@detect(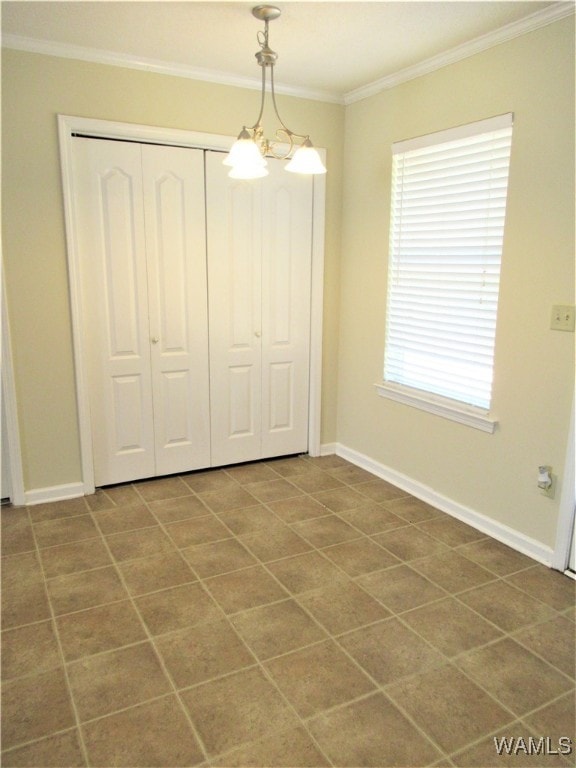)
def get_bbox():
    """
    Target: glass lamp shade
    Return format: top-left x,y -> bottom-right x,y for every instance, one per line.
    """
224,129 -> 267,170
285,139 -> 327,175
